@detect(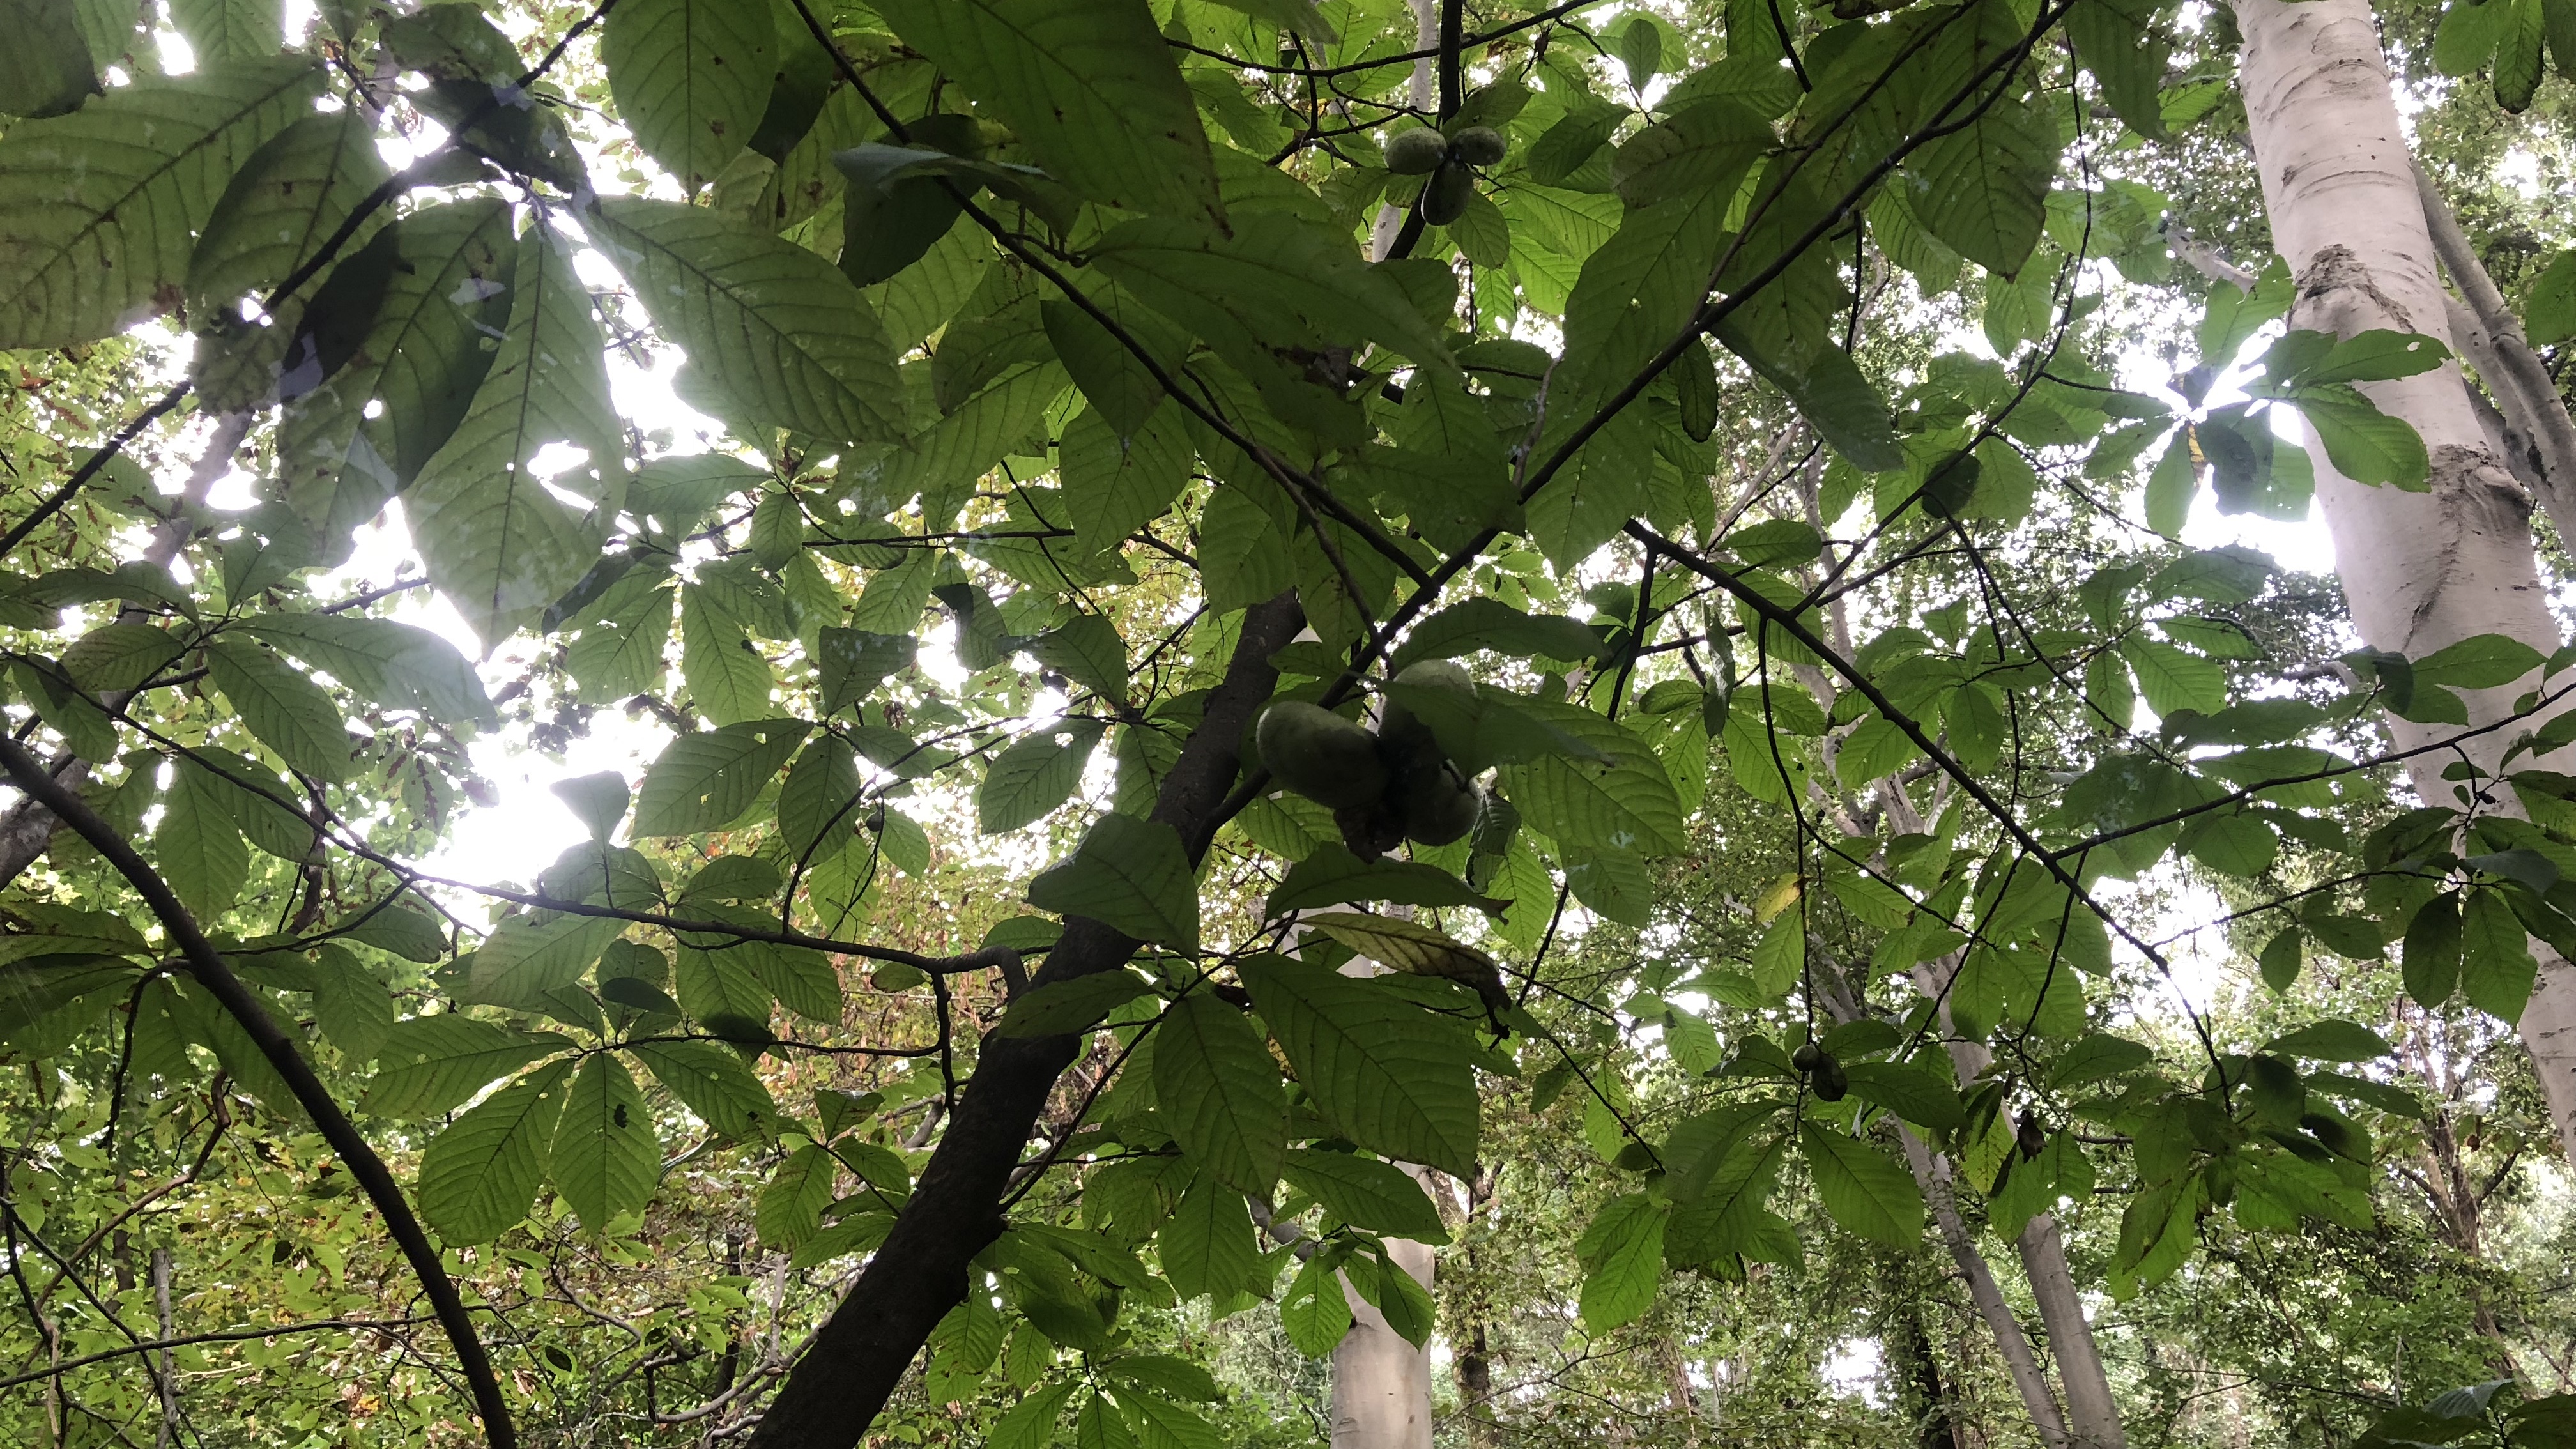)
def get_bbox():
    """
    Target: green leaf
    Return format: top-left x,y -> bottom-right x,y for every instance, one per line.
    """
758,1142 -> 838,1249
0,0 -> 108,119
1278,1149 -> 1446,1241
991,1382 -> 1082,1449
1389,597 -> 1605,672
1027,614 -> 1130,708
202,638 -> 349,781
1903,96 -> 2056,277
2402,892 -> 2464,1008
2259,1018 -> 2394,1062
239,612 -> 496,728
2046,1031 -> 2156,1090
778,735 -> 861,862
170,0 -> 277,64
0,59 -> 323,347
1264,845 -> 1506,919
1089,213 -> 1459,385
2526,249 -> 2576,346
1840,1061 -> 1965,1132
2143,427 -> 2194,539
469,914 -> 622,1004
551,1054 -> 659,1231
2460,887 -> 2538,1023
275,199 -> 518,540
1025,813 -> 1199,951
1061,404 -> 1192,560
61,620 -> 180,694
978,719 -> 1107,833
634,719 -> 811,836
362,1016 -> 569,1119
589,195 -> 906,444
1160,1169 -> 1264,1301
816,627 -> 919,715
871,0 -> 1222,227
409,221 -> 624,645
1153,992 -> 1287,1197
679,586 -> 776,725
418,1059 -> 572,1244
1239,953 -> 1478,1177
155,756 -> 249,924
2258,929 -> 2304,993
1494,700 -> 1686,855
627,1038 -> 779,1138
2120,636 -> 2227,717
1575,1192 -> 1668,1331
994,970 -> 1157,1038
1799,1121 -> 1923,1248
2412,632 -> 2545,689
1278,1251 -> 1353,1356
2295,387 -> 2429,488
601,0 -> 775,189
